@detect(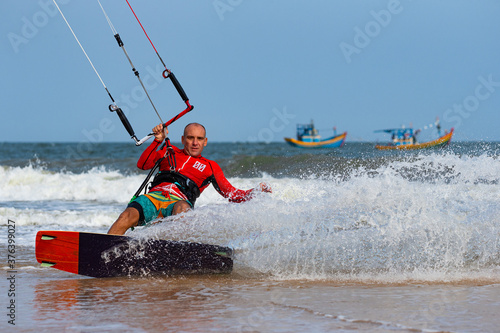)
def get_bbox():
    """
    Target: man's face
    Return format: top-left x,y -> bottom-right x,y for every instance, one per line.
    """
182,124 -> 207,157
